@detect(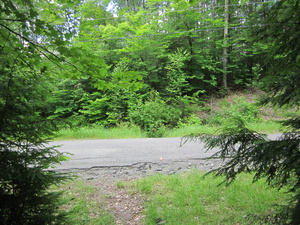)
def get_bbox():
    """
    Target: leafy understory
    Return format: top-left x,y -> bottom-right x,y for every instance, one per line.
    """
55,92 -> 291,140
